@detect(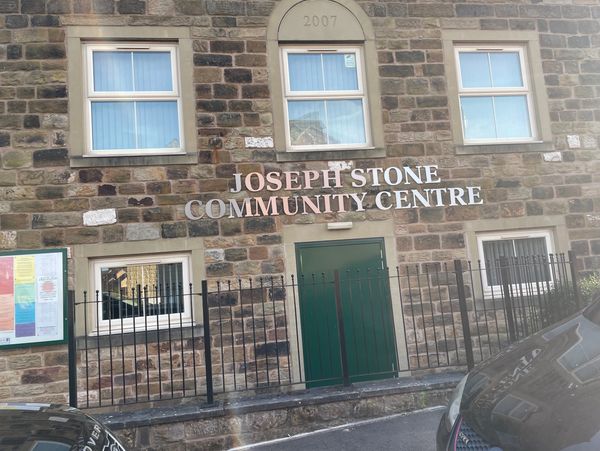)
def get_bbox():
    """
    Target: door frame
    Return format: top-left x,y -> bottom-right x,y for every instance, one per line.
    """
282,220 -> 409,386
